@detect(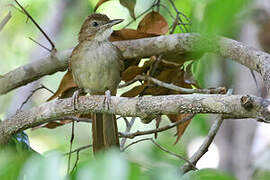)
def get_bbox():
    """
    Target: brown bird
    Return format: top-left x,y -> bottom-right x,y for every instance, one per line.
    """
70,13 -> 124,153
